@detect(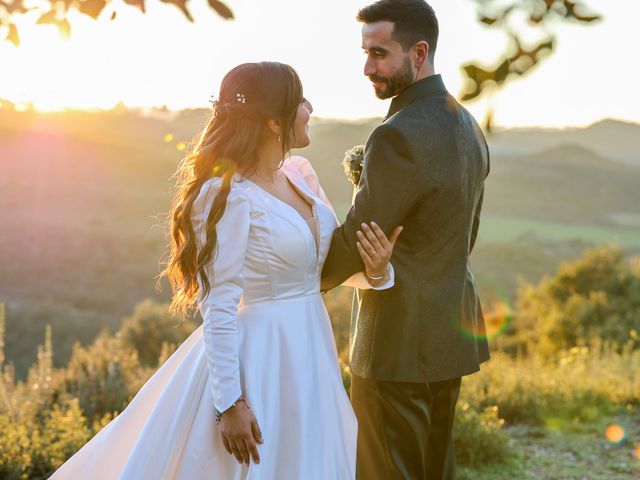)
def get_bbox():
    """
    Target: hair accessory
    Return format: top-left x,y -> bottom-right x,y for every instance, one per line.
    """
236,93 -> 246,104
